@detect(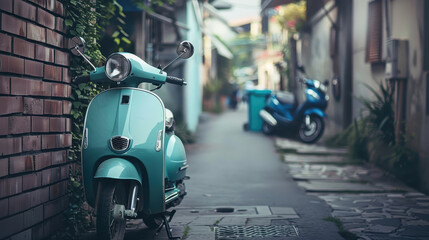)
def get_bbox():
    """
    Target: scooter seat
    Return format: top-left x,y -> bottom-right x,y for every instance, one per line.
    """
275,91 -> 296,106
